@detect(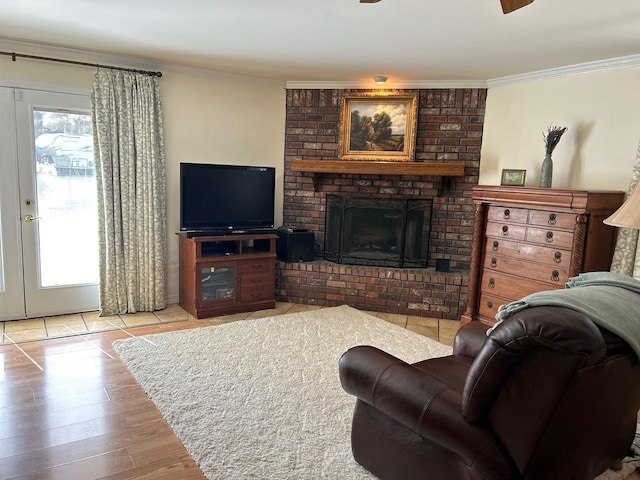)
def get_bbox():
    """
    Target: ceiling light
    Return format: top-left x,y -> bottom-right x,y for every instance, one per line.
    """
373,75 -> 388,84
